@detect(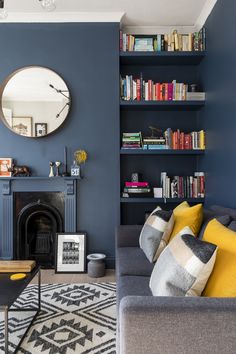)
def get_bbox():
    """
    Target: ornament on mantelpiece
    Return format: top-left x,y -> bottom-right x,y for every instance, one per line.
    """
55,161 -> 61,177
72,149 -> 88,178
49,161 -> 55,177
